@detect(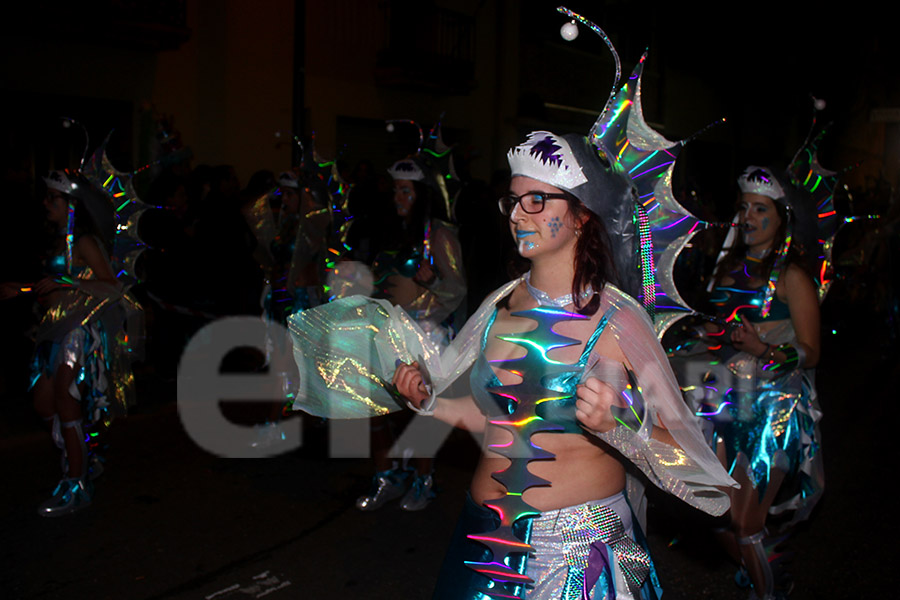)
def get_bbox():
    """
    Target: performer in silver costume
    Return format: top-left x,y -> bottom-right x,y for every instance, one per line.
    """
289,8 -> 734,598
356,125 -> 466,512
696,166 -> 824,600
391,129 -> 734,598
2,163 -> 143,517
